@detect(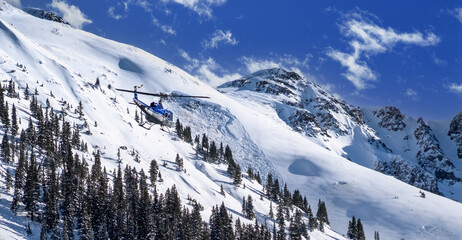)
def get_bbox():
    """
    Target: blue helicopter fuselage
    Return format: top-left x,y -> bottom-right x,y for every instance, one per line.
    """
133,91 -> 173,126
